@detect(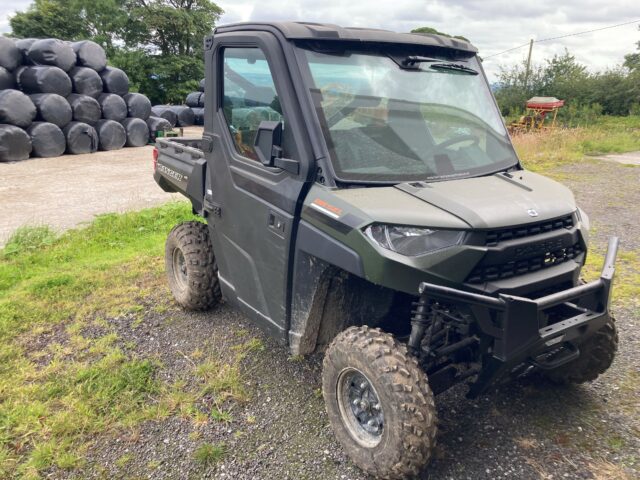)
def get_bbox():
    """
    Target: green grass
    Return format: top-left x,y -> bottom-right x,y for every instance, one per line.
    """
513,116 -> 640,173
193,442 -> 226,467
1,226 -> 58,258
583,248 -> 640,307
0,202 -> 198,479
